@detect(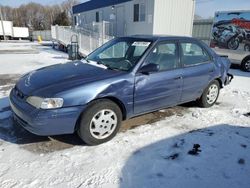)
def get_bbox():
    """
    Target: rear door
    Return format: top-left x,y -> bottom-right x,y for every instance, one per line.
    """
179,40 -> 215,102
134,41 -> 183,114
